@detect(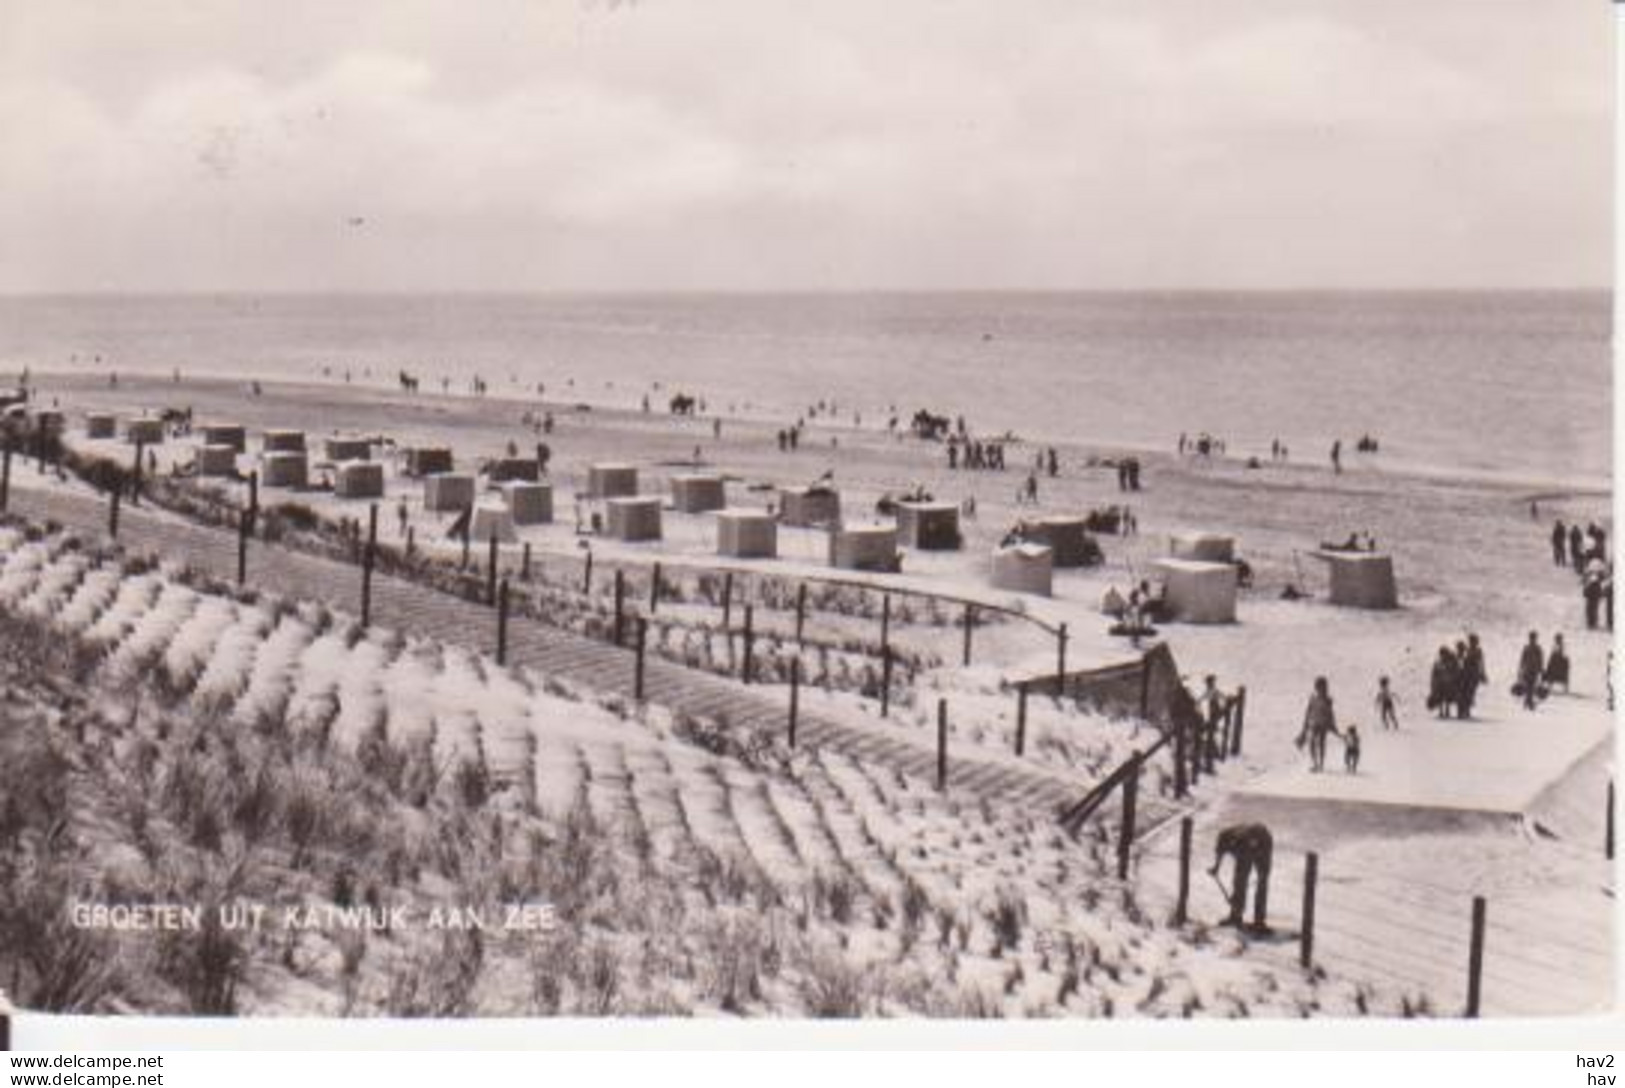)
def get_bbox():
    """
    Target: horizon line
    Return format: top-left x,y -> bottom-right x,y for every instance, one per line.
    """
0,285 -> 1612,299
